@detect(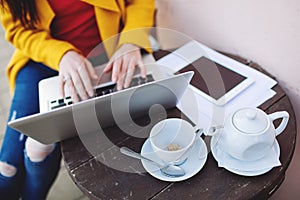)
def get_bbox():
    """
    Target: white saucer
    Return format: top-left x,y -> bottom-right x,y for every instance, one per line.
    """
141,137 -> 208,182
211,136 -> 280,176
